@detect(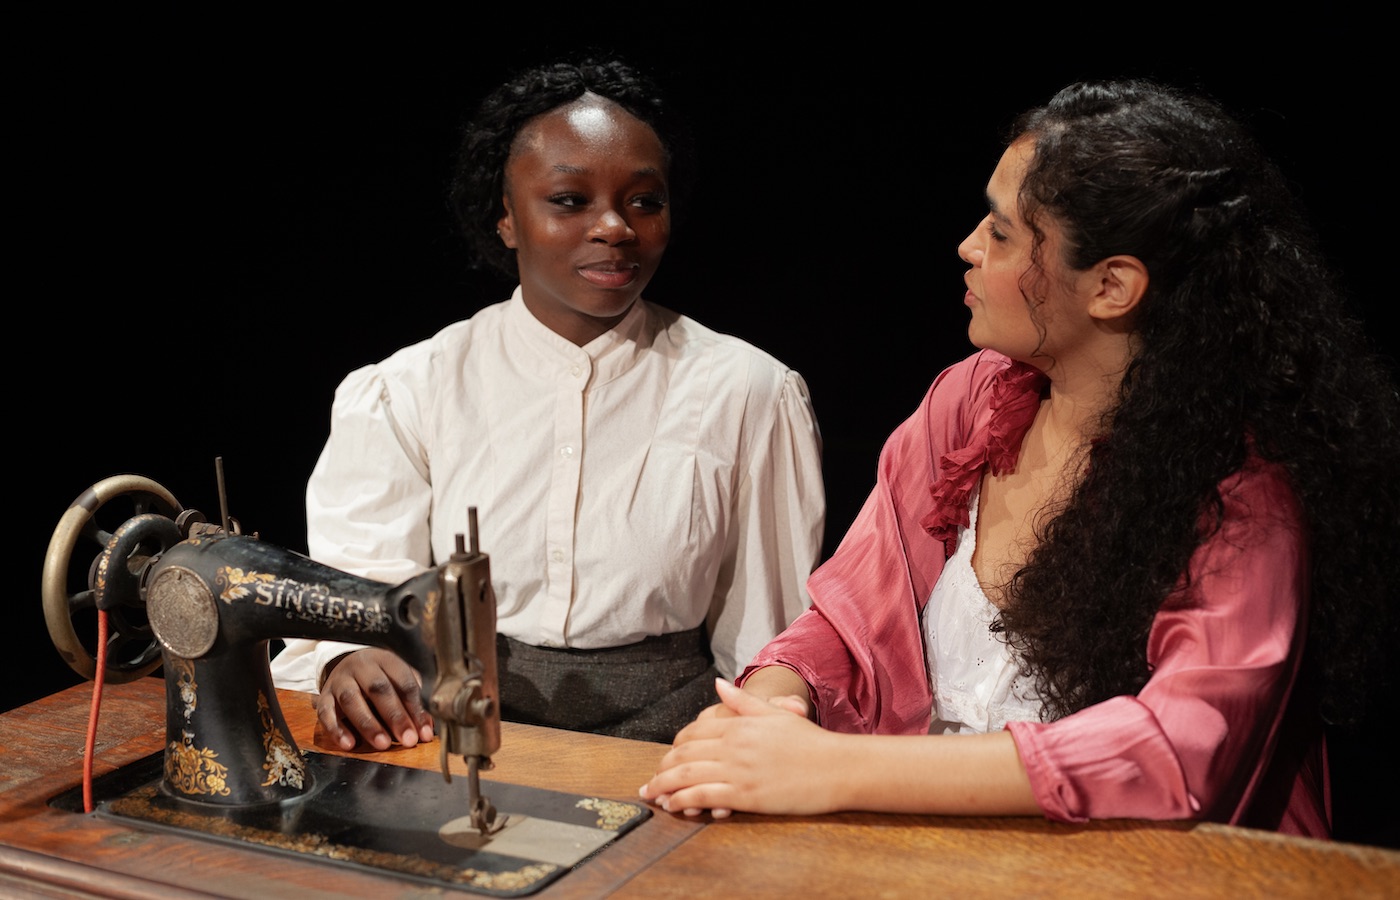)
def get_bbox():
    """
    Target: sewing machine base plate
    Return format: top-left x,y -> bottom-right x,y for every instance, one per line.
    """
50,751 -> 650,897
